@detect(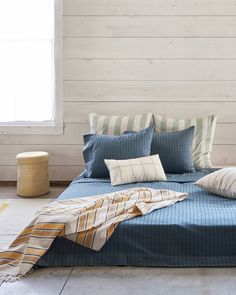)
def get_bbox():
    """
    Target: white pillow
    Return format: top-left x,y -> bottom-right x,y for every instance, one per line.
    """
195,168 -> 236,198
105,154 -> 167,186
89,113 -> 153,135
